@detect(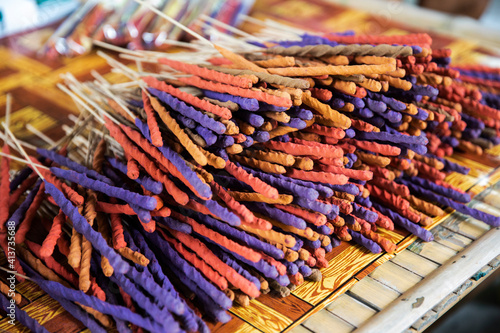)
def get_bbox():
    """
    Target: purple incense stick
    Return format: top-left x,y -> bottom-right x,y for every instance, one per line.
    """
172,112 -> 196,129
236,110 -> 265,127
0,292 -> 49,333
50,167 -> 157,211
351,203 -> 378,222
9,167 -> 33,192
215,135 -> 235,148
299,265 -> 312,277
136,119 -> 213,199
282,260 -> 298,275
282,118 -> 307,129
10,179 -> 42,228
